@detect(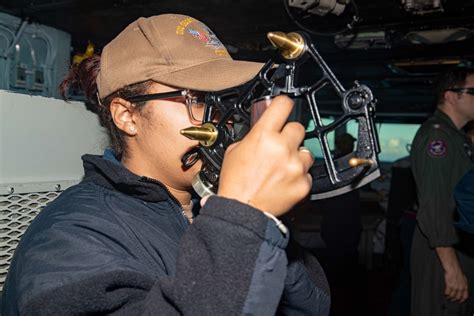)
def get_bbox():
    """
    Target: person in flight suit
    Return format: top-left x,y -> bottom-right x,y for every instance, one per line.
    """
410,67 -> 474,316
